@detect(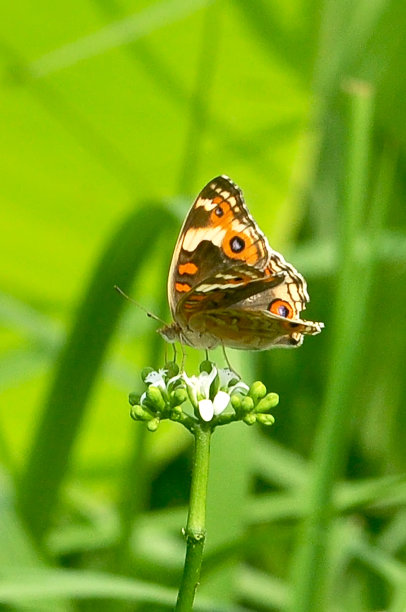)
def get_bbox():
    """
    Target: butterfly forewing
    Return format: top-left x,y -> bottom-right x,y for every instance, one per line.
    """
168,176 -> 271,315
